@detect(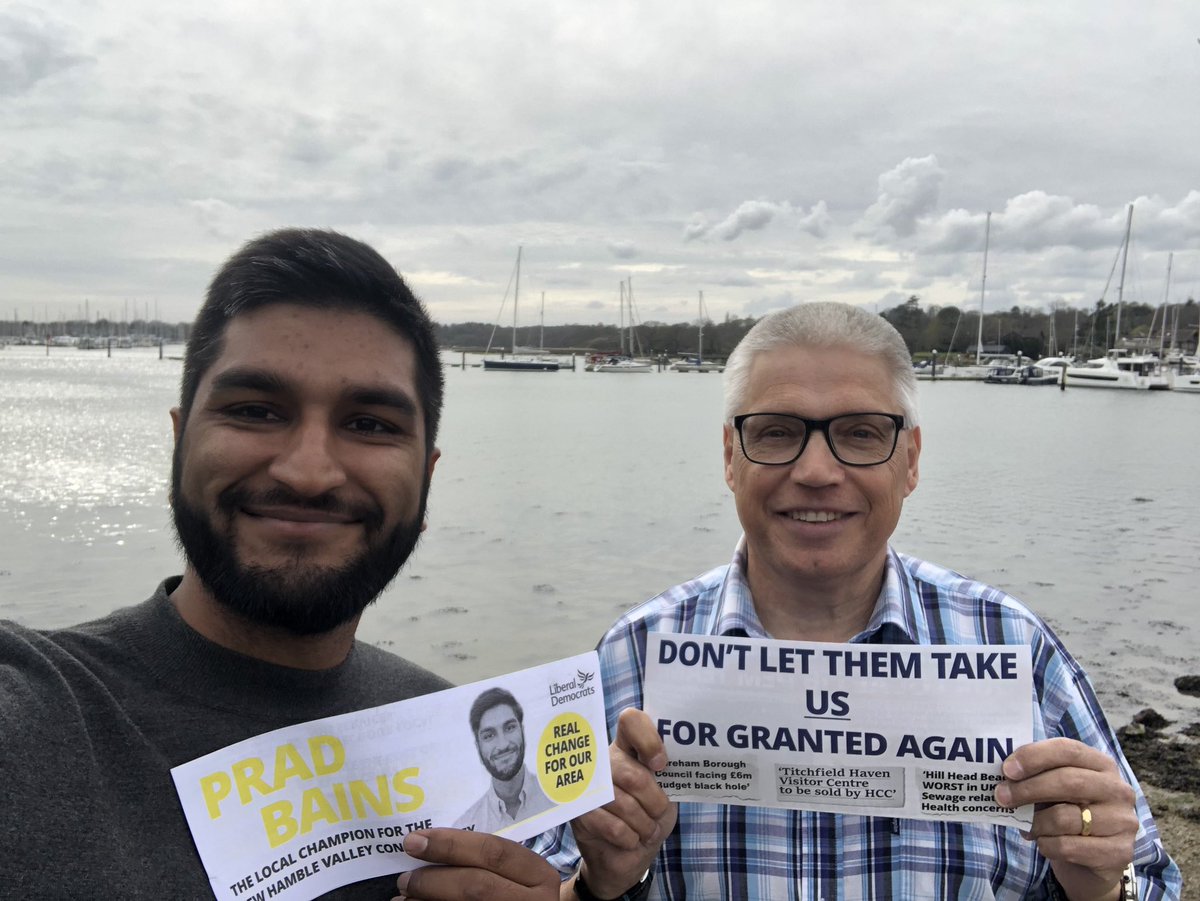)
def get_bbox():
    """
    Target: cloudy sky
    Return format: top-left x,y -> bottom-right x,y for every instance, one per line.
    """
4,1 -> 1199,327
